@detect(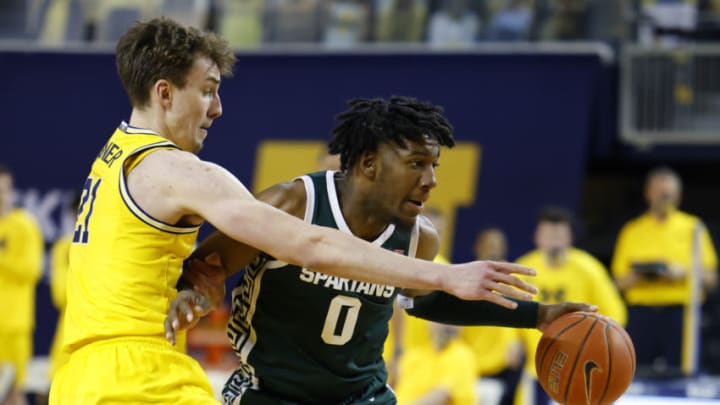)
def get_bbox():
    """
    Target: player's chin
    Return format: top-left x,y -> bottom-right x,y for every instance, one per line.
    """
394,214 -> 417,231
